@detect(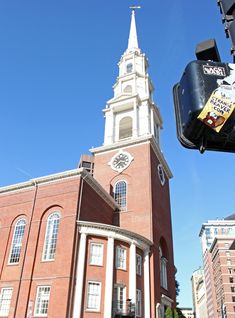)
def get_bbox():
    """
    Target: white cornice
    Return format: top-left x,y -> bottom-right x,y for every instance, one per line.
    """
0,168 -> 84,195
0,169 -> 120,210
78,220 -> 153,251
81,170 -> 120,210
90,135 -> 173,179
